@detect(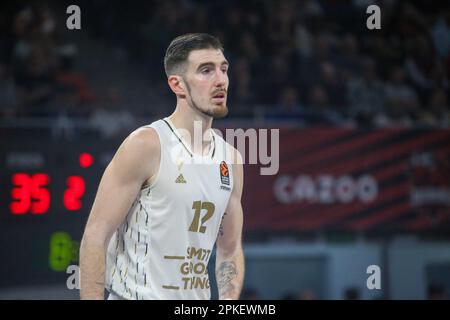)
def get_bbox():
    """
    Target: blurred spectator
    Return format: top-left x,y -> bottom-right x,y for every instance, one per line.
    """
276,86 -> 304,115
380,66 -> 420,126
300,0 -> 324,20
417,88 -> 450,127
298,33 -> 337,88
265,85 -> 306,123
313,33 -> 337,64
229,57 -> 256,111
238,32 -> 262,70
54,59 -> 96,117
404,36 -> 442,99
431,13 -> 450,60
0,63 -> 18,118
266,0 -> 298,52
319,61 -> 347,107
258,54 -> 296,105
89,87 -> 135,138
223,7 -> 244,53
293,23 -> 314,59
347,58 -> 385,125
309,84 -> 329,109
336,34 -> 364,77
308,84 -> 345,125
36,5 -> 56,38
15,46 -> 56,116
366,34 -> 403,77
